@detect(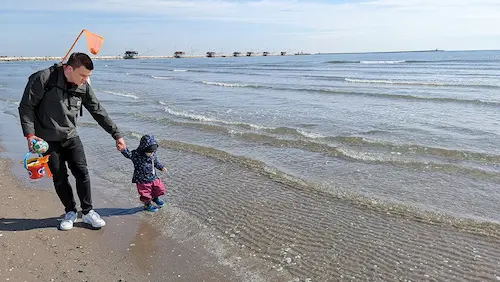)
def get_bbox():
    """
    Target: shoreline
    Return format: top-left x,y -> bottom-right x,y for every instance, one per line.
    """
0,141 -> 248,282
0,53 -> 295,62
2,49 -> 499,62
